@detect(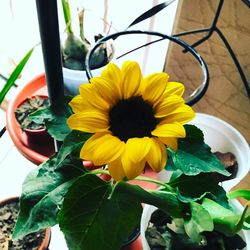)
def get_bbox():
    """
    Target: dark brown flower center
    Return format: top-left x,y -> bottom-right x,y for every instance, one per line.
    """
108,96 -> 158,142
